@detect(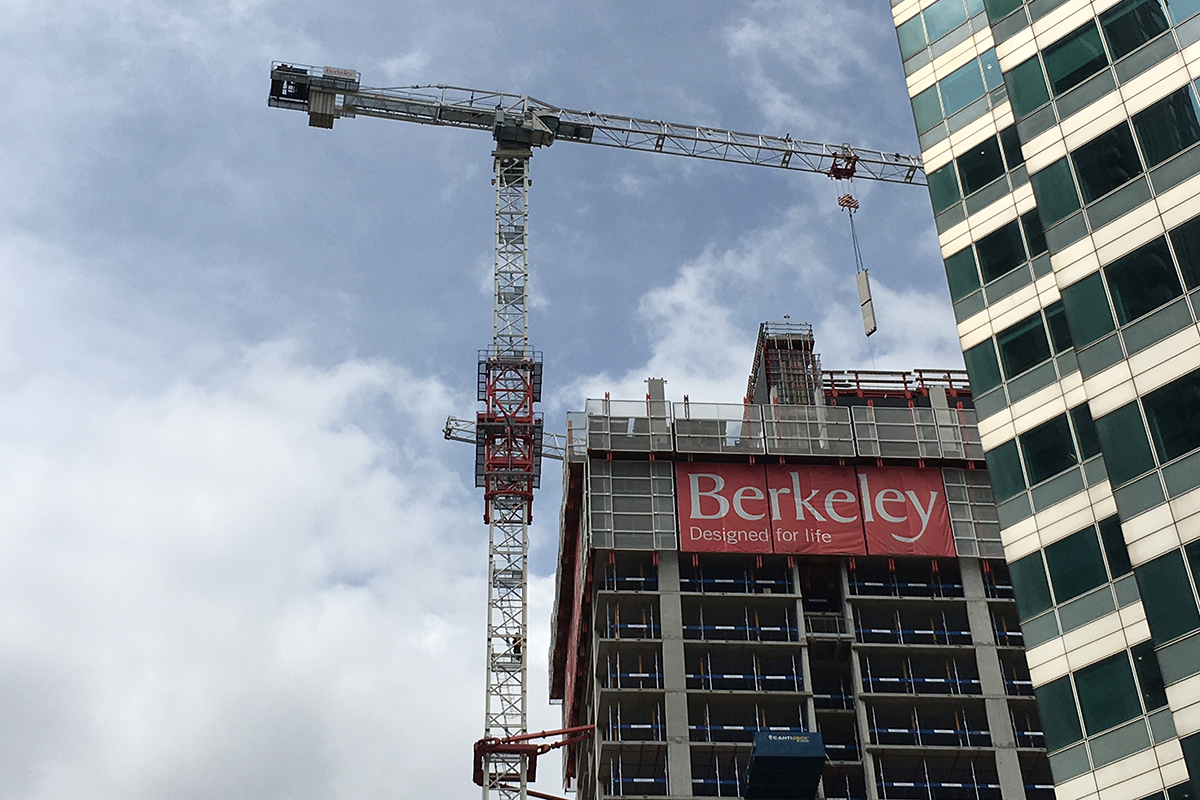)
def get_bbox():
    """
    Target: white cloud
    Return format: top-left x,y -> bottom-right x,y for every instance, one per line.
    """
558,200 -> 960,408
